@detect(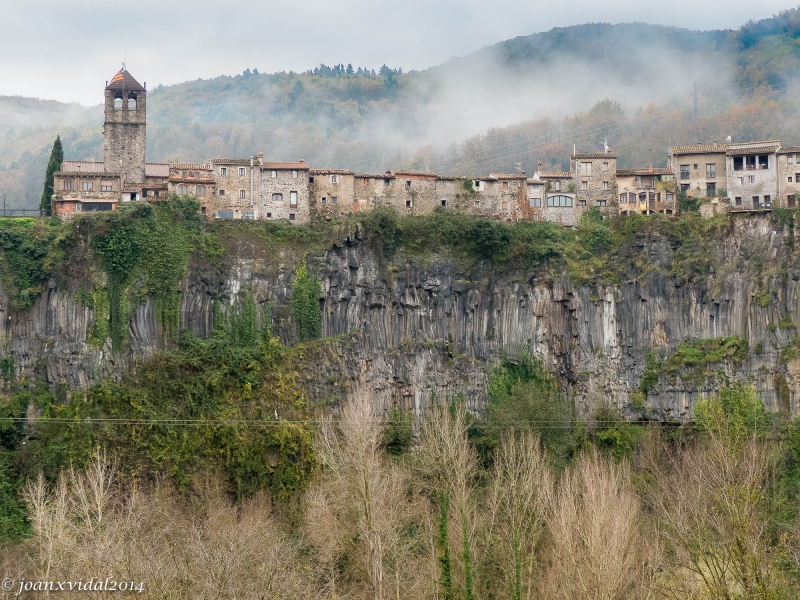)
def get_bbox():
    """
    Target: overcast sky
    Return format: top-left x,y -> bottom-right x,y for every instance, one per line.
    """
1,0 -> 795,105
